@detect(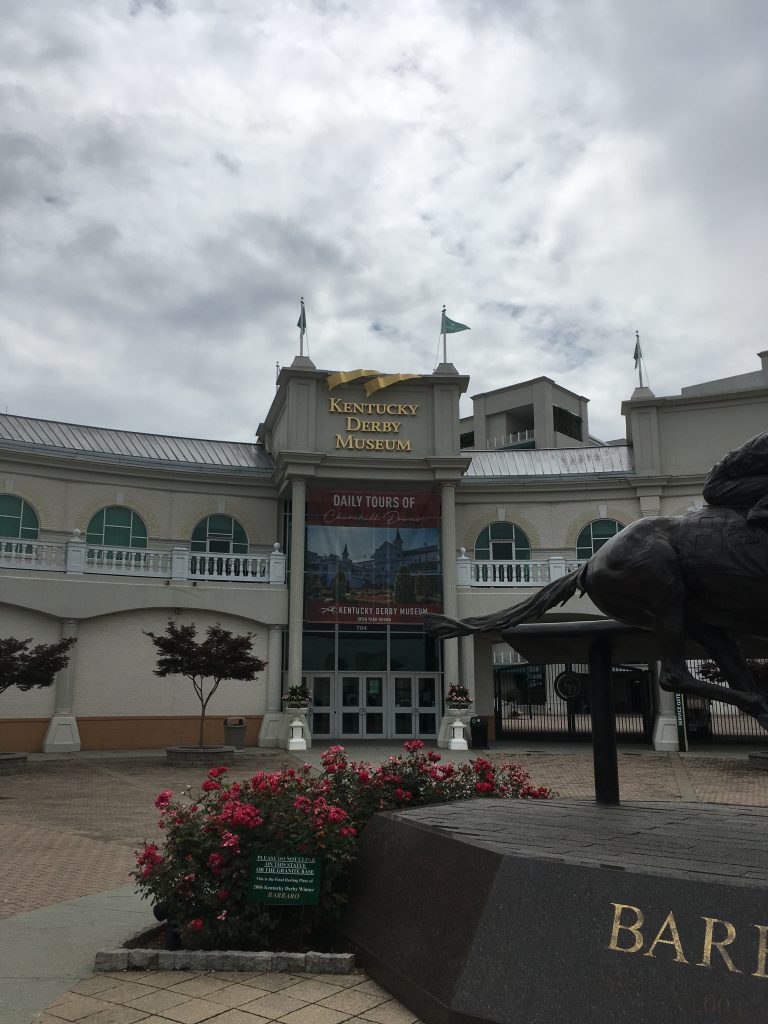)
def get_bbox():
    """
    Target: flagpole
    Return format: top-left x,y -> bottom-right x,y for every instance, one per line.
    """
636,331 -> 644,389
441,305 -> 447,364
299,297 -> 305,358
